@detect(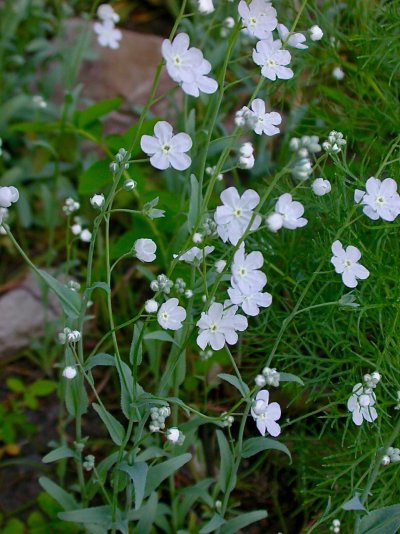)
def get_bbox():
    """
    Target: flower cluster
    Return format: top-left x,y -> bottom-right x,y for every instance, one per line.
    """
289,135 -> 321,181
347,372 -> 381,426
58,328 -> 81,344
381,447 -> 400,466
236,98 -> 282,137
330,519 -> 341,534
93,4 -> 122,50
71,216 -> 92,244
